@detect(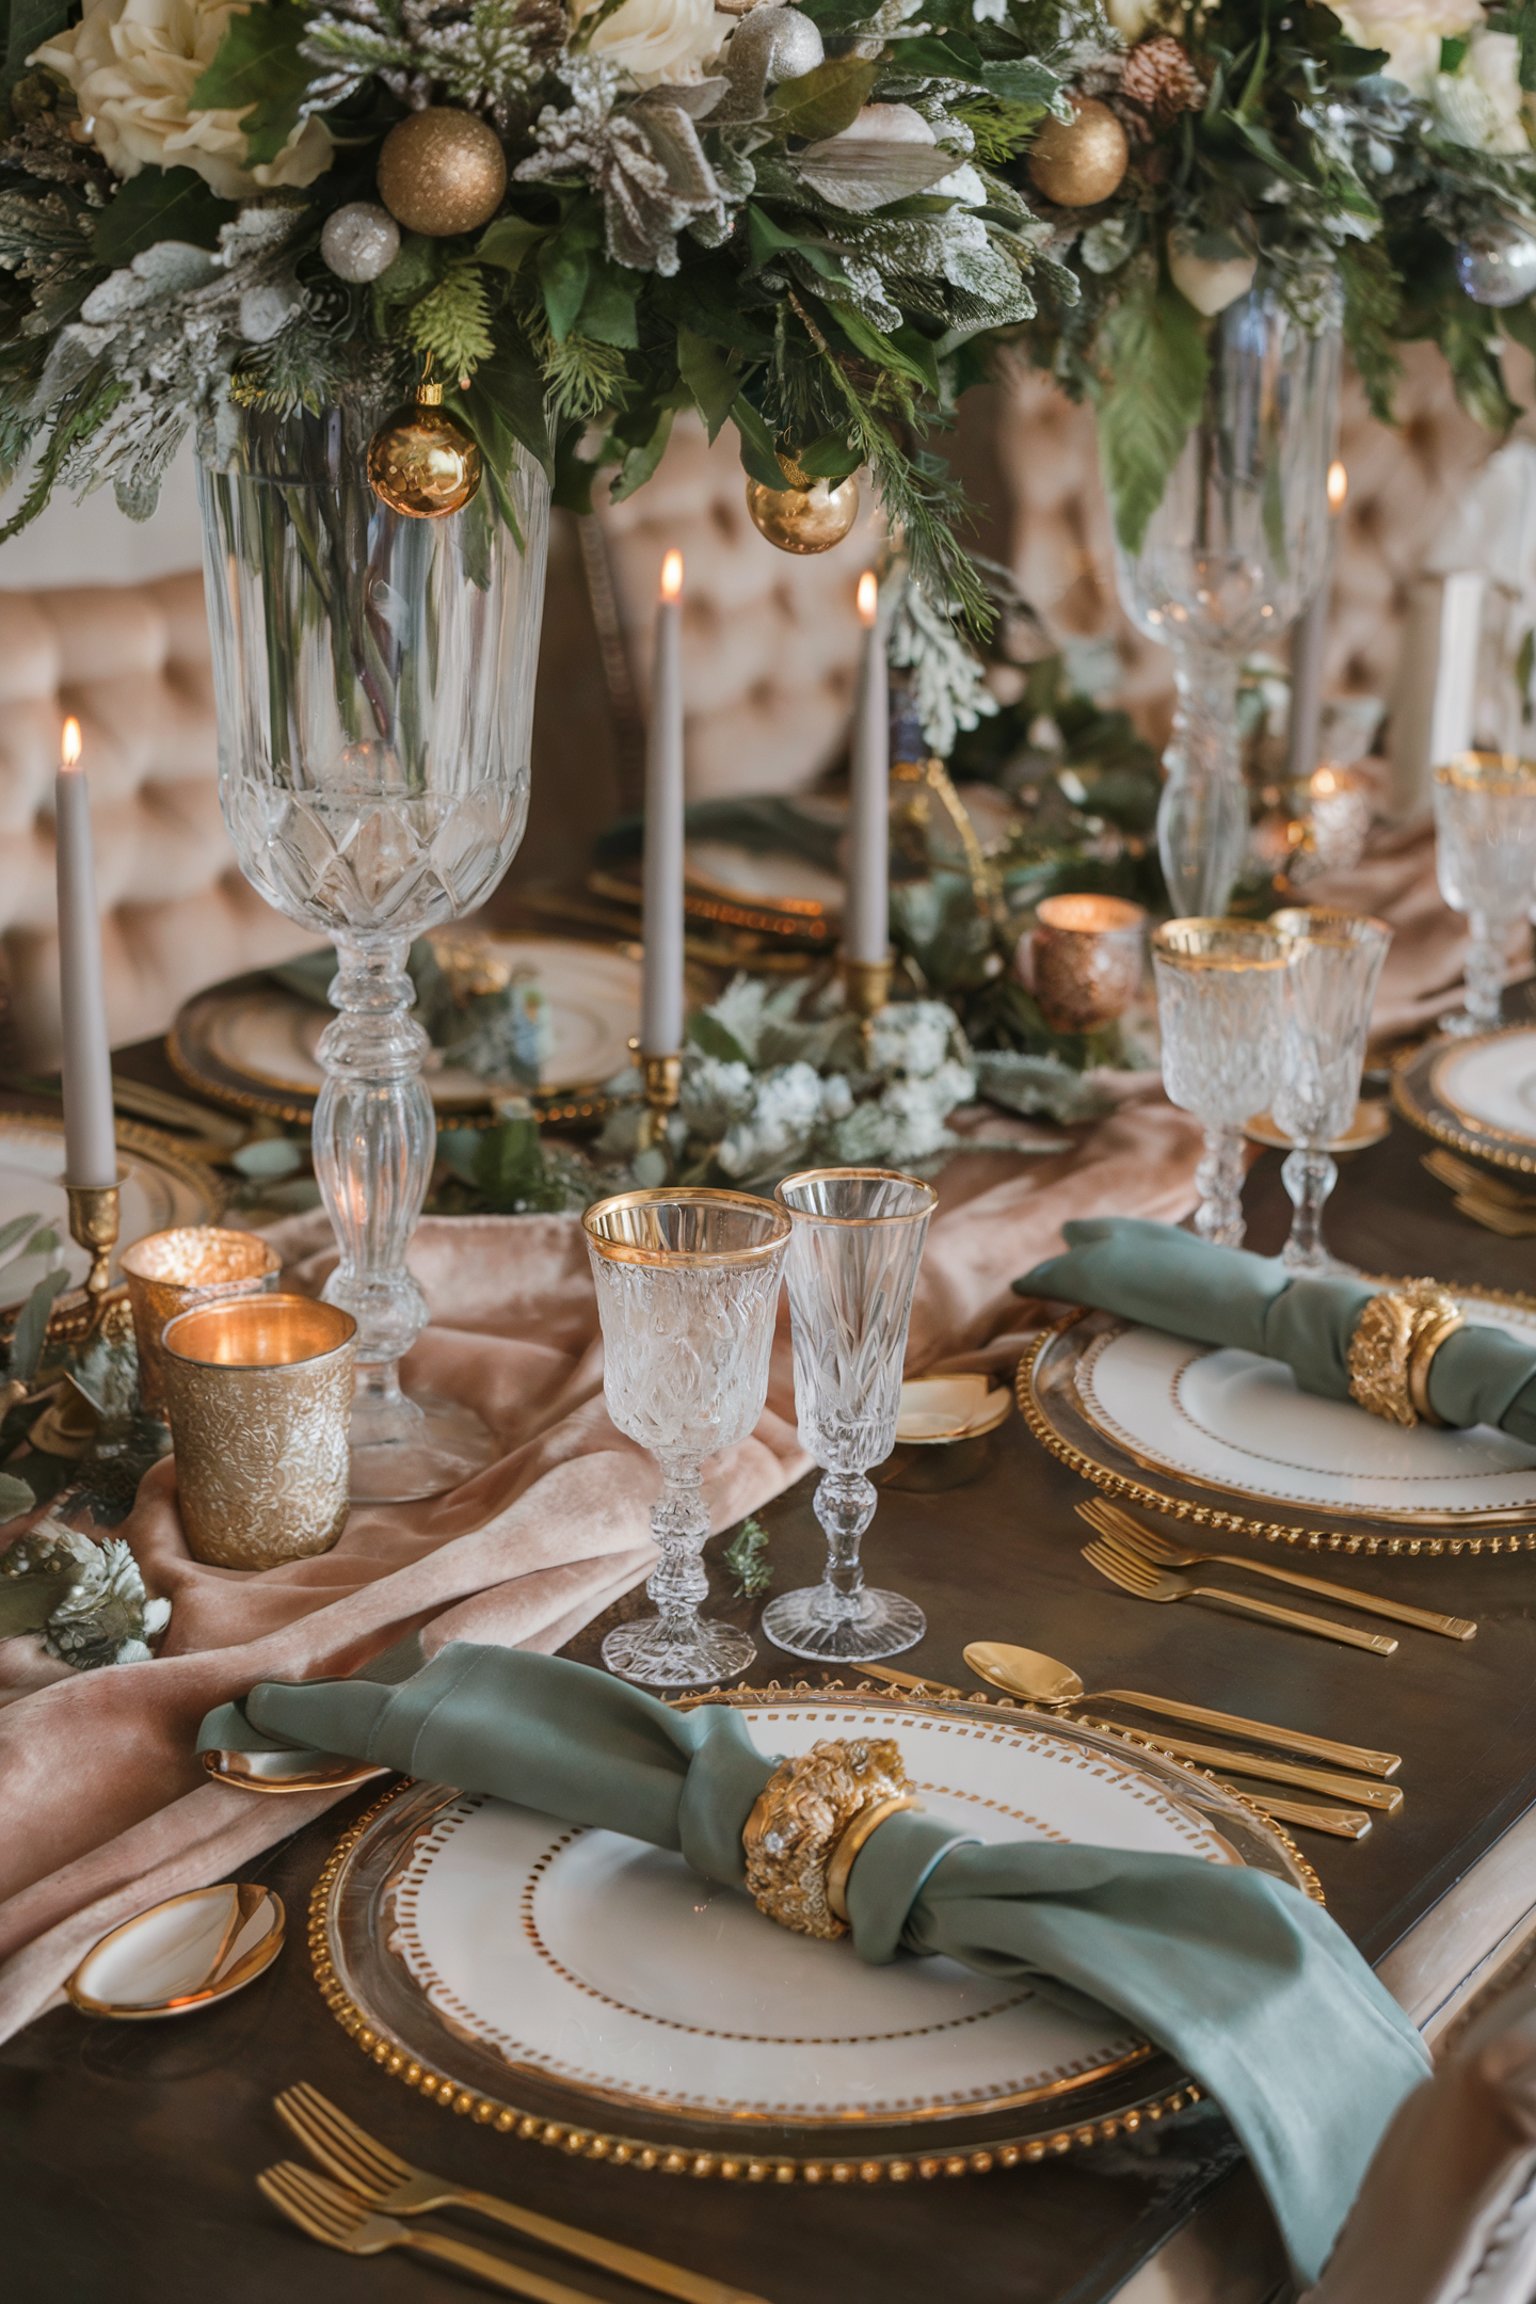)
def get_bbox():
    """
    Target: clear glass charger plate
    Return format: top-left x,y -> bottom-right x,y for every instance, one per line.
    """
0,1110 -> 222,1326
167,935 -> 643,1130
1392,1027 -> 1536,1176
1020,1301 -> 1536,1559
310,1686 -> 1313,2182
